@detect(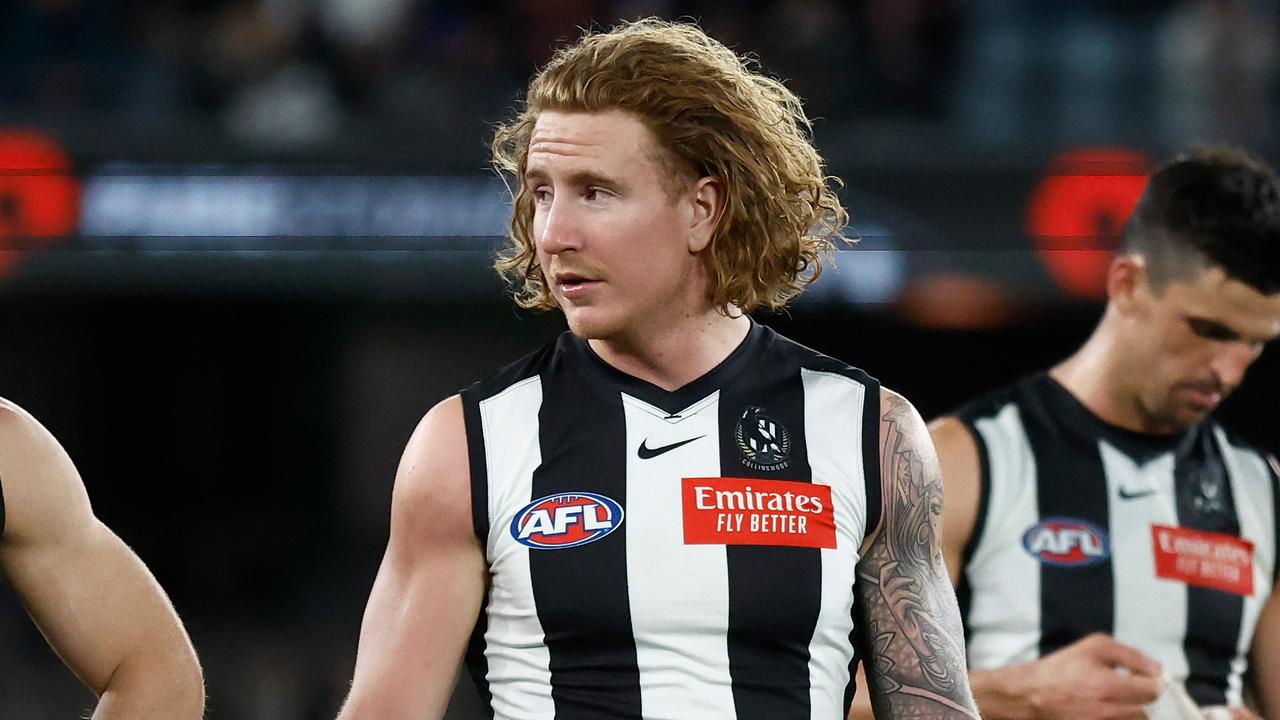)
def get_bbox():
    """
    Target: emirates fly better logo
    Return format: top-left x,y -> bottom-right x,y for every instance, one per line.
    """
682,477 -> 836,548
735,406 -> 791,471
